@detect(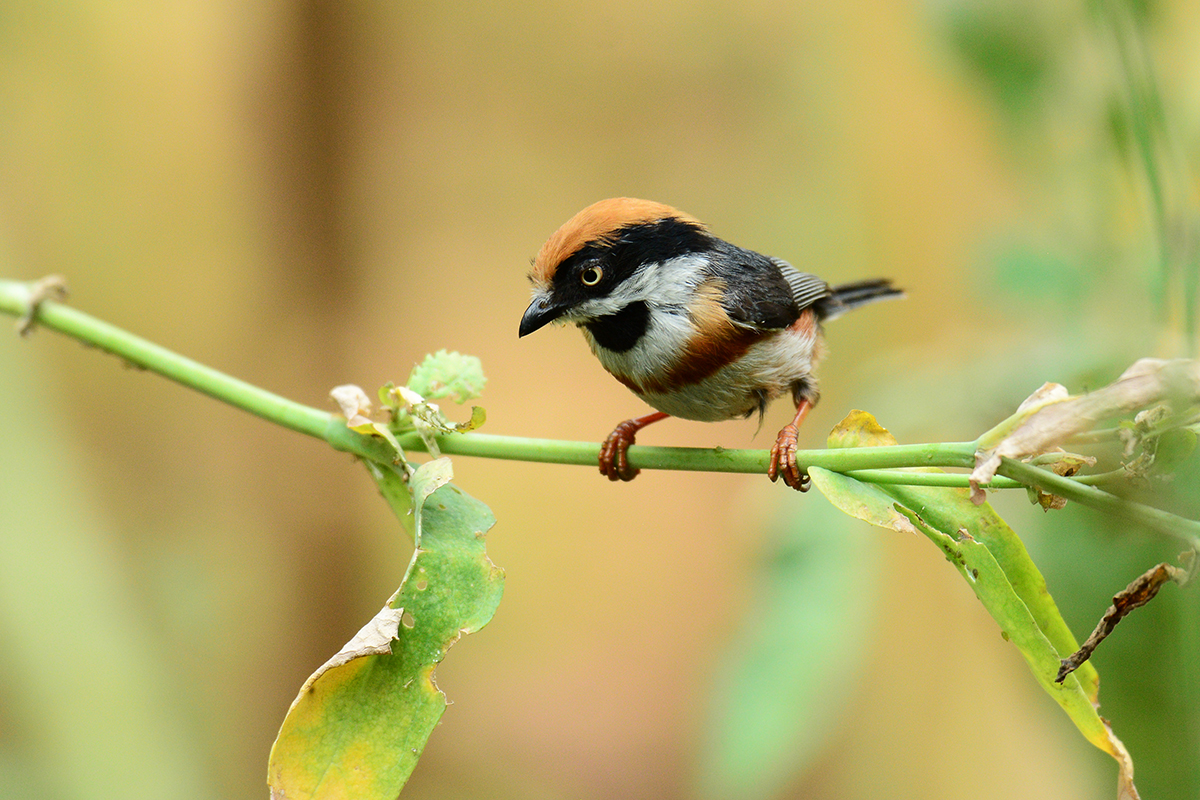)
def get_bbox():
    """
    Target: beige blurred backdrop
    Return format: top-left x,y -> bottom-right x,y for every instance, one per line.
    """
3,1 -> 1199,799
